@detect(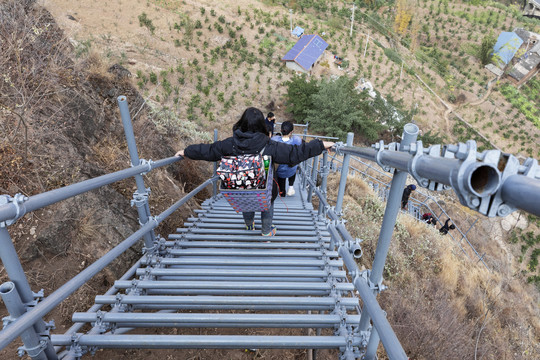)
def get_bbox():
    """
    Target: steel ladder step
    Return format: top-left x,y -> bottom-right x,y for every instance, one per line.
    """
51,334 -> 359,349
